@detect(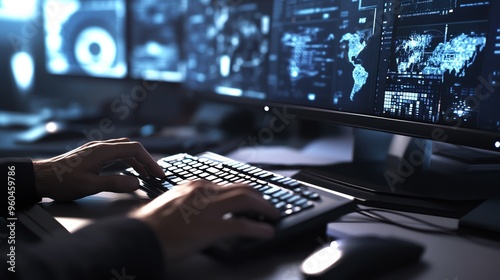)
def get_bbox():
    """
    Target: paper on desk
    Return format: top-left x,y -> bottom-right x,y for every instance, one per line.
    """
227,137 -> 353,165
301,136 -> 353,162
227,146 -> 321,165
